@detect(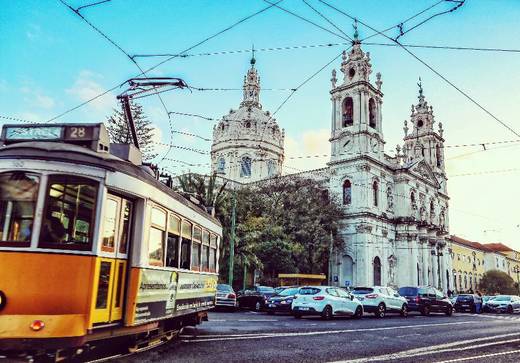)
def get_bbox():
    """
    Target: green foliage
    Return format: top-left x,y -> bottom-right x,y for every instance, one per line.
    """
175,174 -> 345,290
175,173 -> 227,216
105,102 -> 157,161
478,270 -> 518,295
